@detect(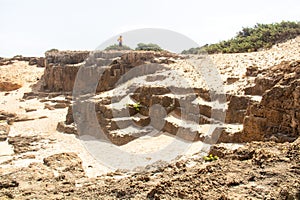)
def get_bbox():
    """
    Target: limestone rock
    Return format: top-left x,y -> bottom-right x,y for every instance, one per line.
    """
0,122 -> 10,141
242,61 -> 300,142
0,81 -> 22,91
43,152 -> 84,178
42,50 -> 180,93
8,135 -> 43,154
225,95 -> 253,124
29,57 -> 45,67
56,121 -> 77,135
45,50 -> 89,65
